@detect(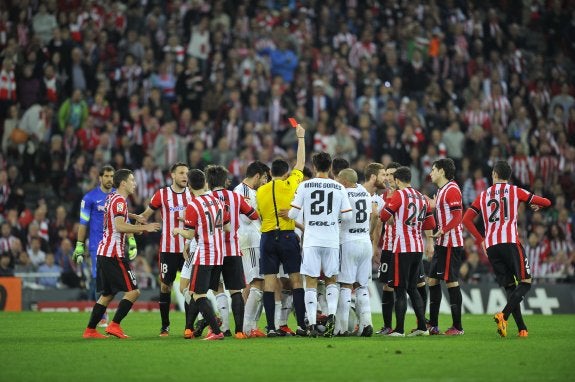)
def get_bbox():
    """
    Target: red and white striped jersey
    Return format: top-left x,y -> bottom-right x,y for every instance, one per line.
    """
97,192 -> 128,258
149,186 -> 193,253
211,189 -> 258,257
435,180 -> 464,247
469,183 -> 533,248
184,193 -> 229,266
381,187 -> 434,253
381,190 -> 396,252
